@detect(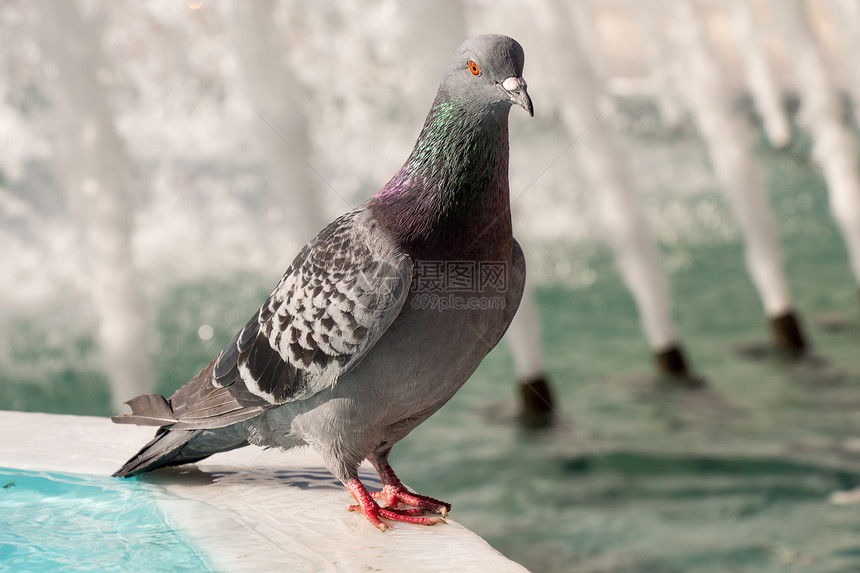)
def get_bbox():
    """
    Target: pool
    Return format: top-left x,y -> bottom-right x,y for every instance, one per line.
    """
0,468 -> 212,572
0,411 -> 529,573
